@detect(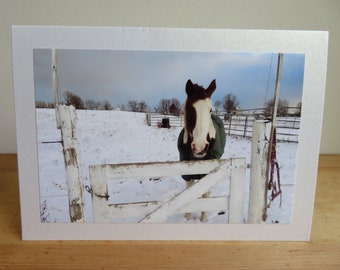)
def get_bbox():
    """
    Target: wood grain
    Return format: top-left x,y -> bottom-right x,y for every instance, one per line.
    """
0,154 -> 339,269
